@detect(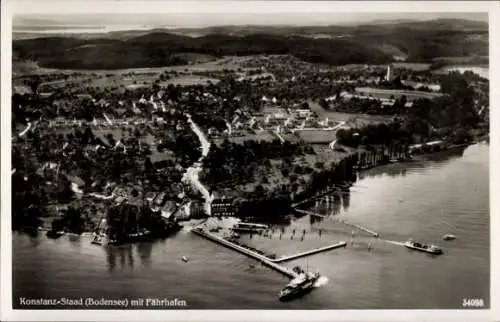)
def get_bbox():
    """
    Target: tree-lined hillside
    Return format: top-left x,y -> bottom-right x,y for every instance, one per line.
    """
13,19 -> 488,70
